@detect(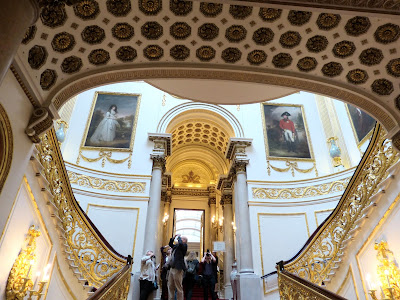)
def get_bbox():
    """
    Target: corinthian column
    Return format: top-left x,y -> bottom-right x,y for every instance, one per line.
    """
143,134 -> 171,253
225,138 -> 261,300
208,186 -> 217,244
220,188 -> 234,298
